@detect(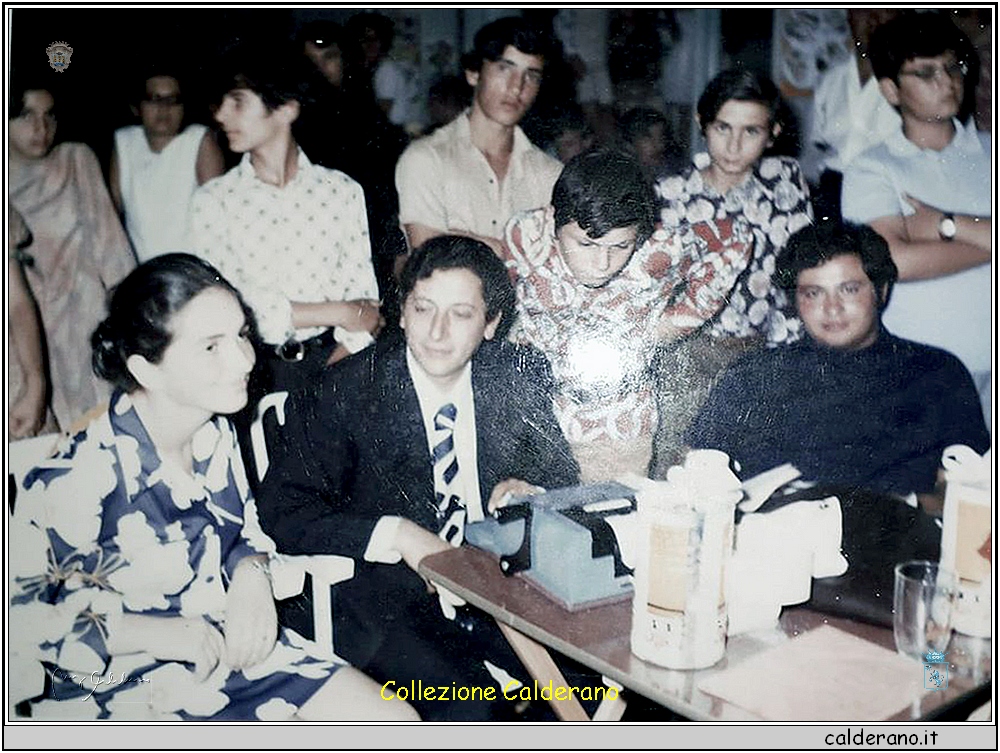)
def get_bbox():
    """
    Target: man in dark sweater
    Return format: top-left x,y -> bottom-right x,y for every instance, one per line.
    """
686,221 -> 989,504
